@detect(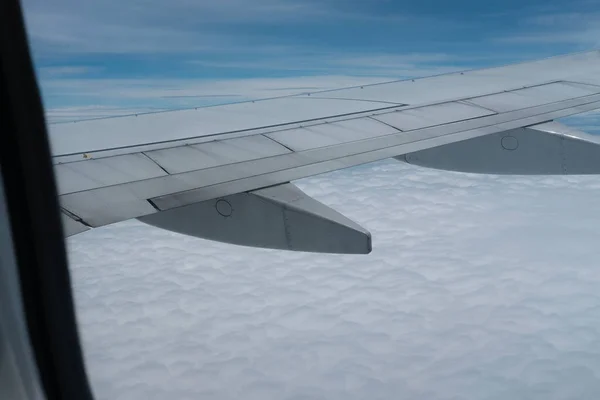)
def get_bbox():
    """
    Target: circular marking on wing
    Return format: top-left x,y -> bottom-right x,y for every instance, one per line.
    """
501,135 -> 519,151
215,199 -> 233,217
